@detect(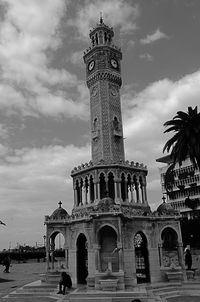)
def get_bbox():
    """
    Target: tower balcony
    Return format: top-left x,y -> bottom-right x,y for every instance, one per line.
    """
71,160 -> 147,175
